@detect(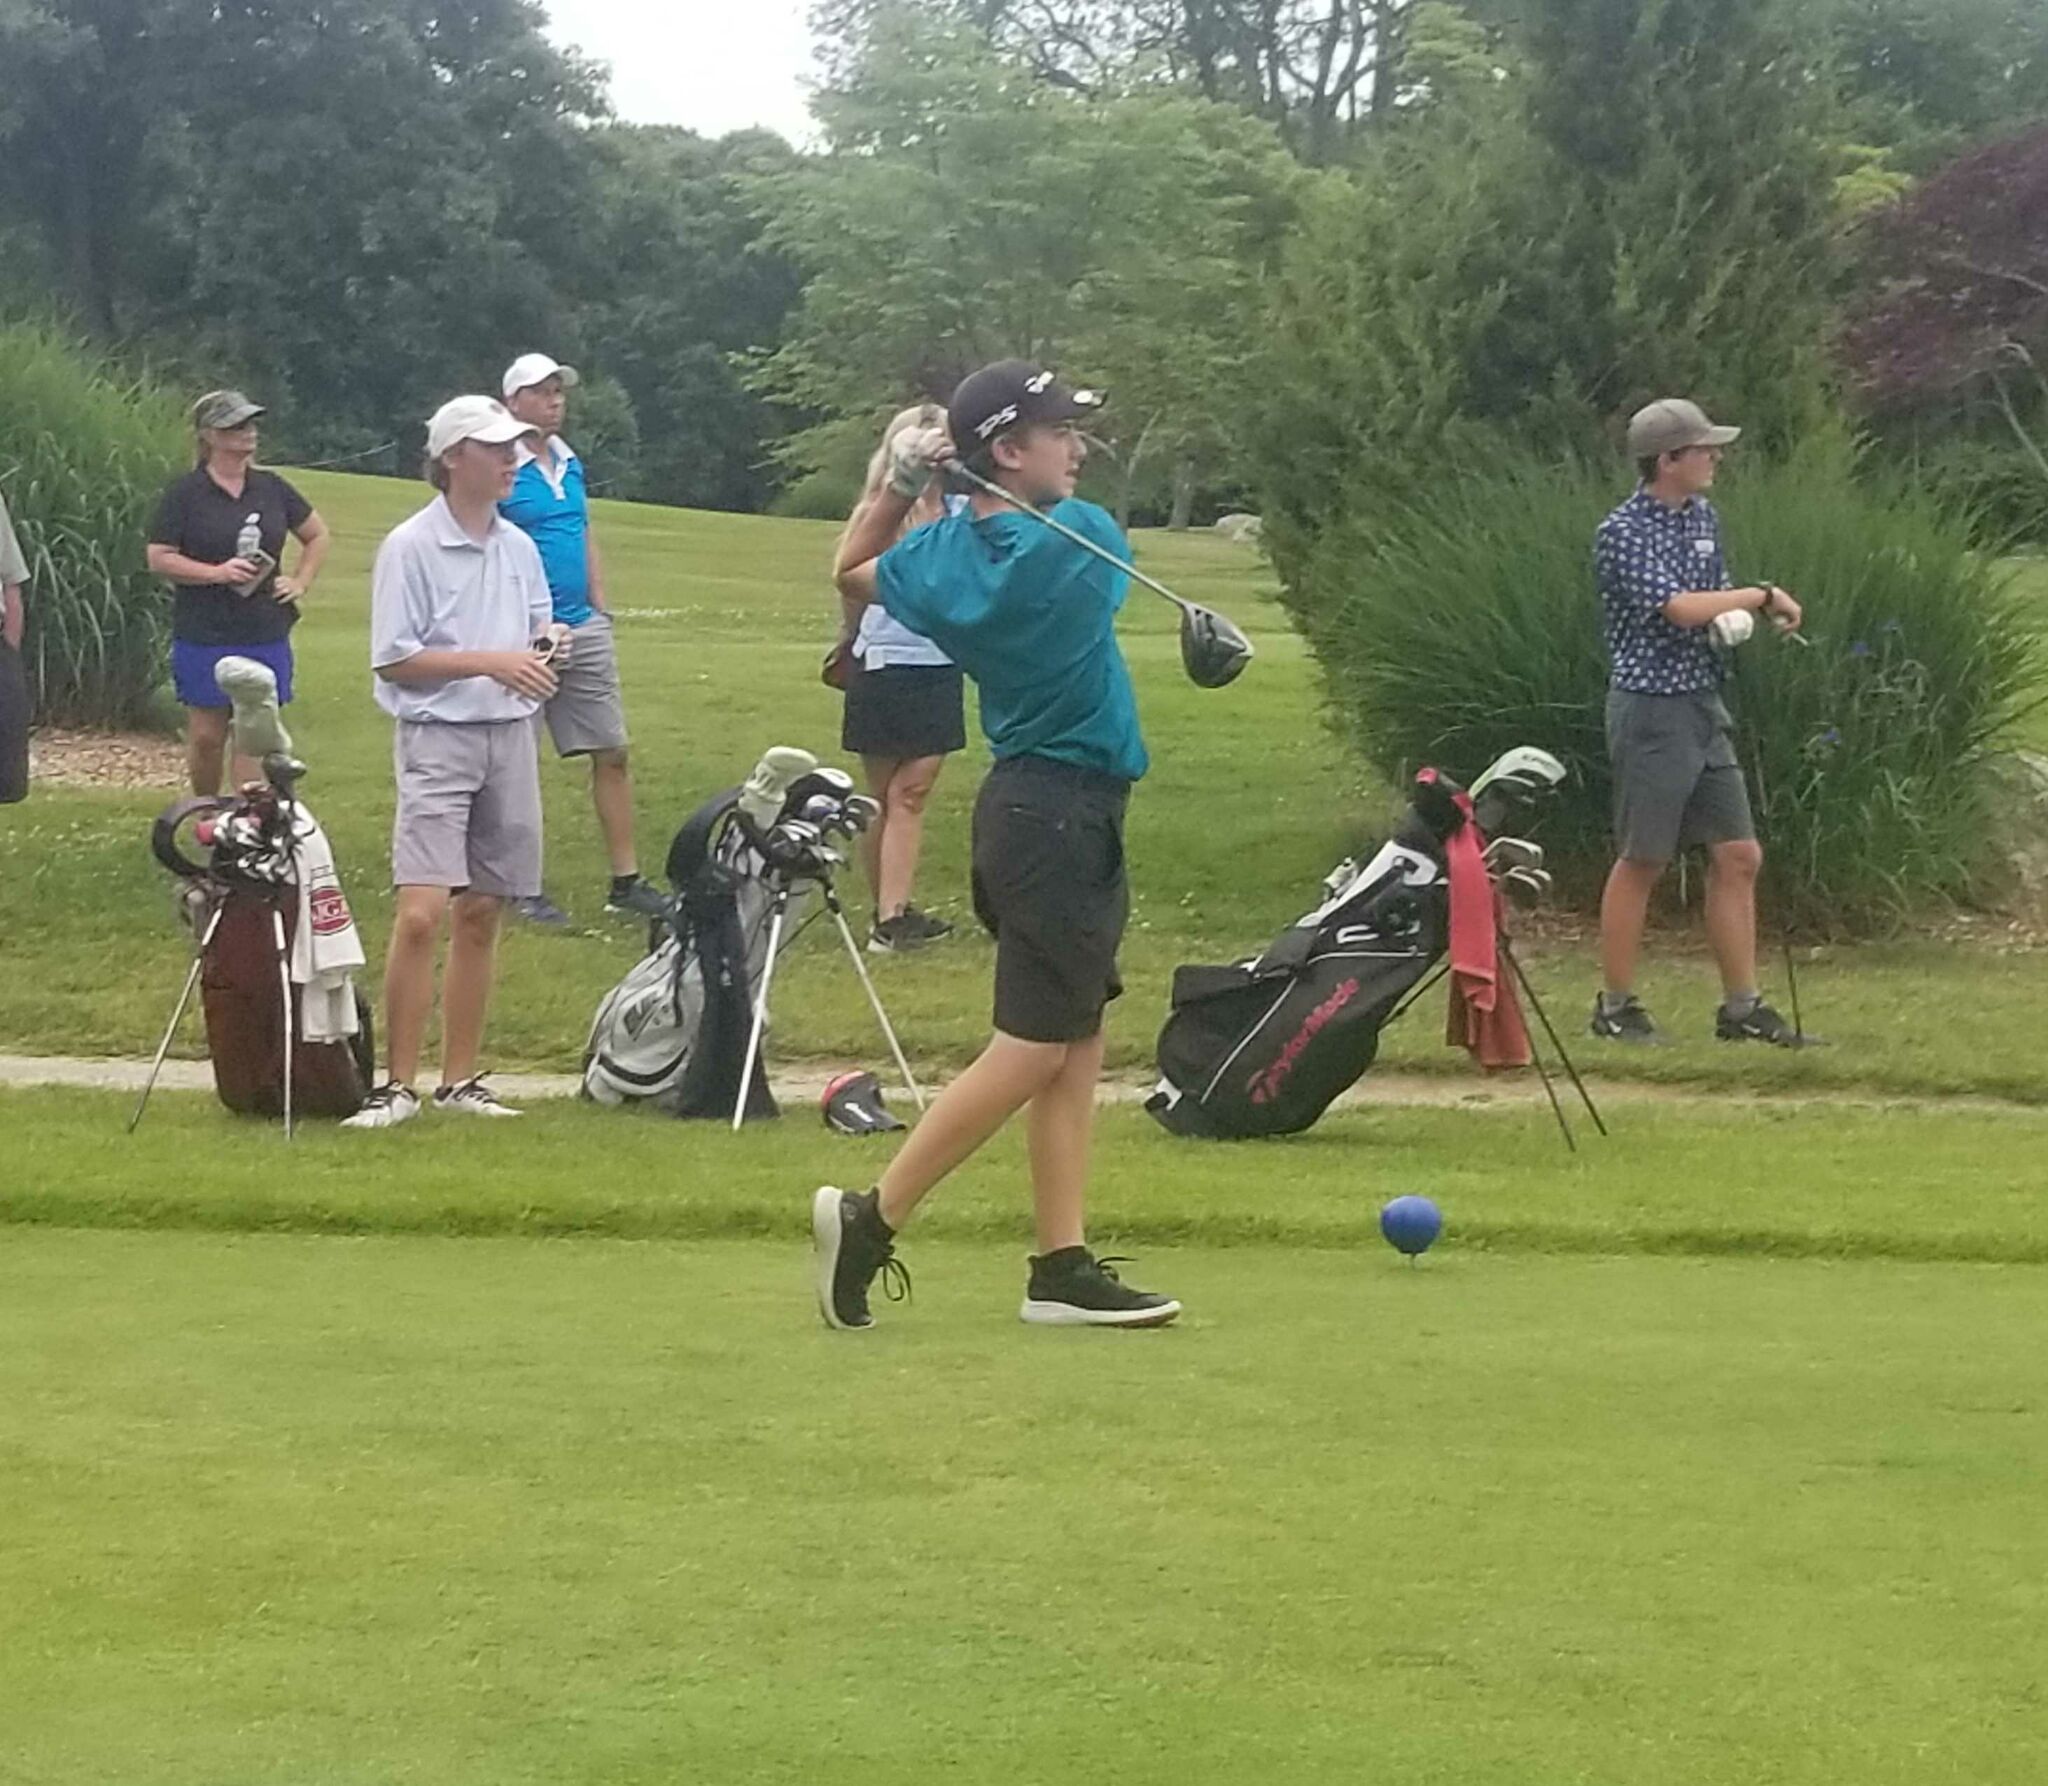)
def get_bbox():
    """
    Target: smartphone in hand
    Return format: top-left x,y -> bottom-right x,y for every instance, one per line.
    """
235,547 -> 278,597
